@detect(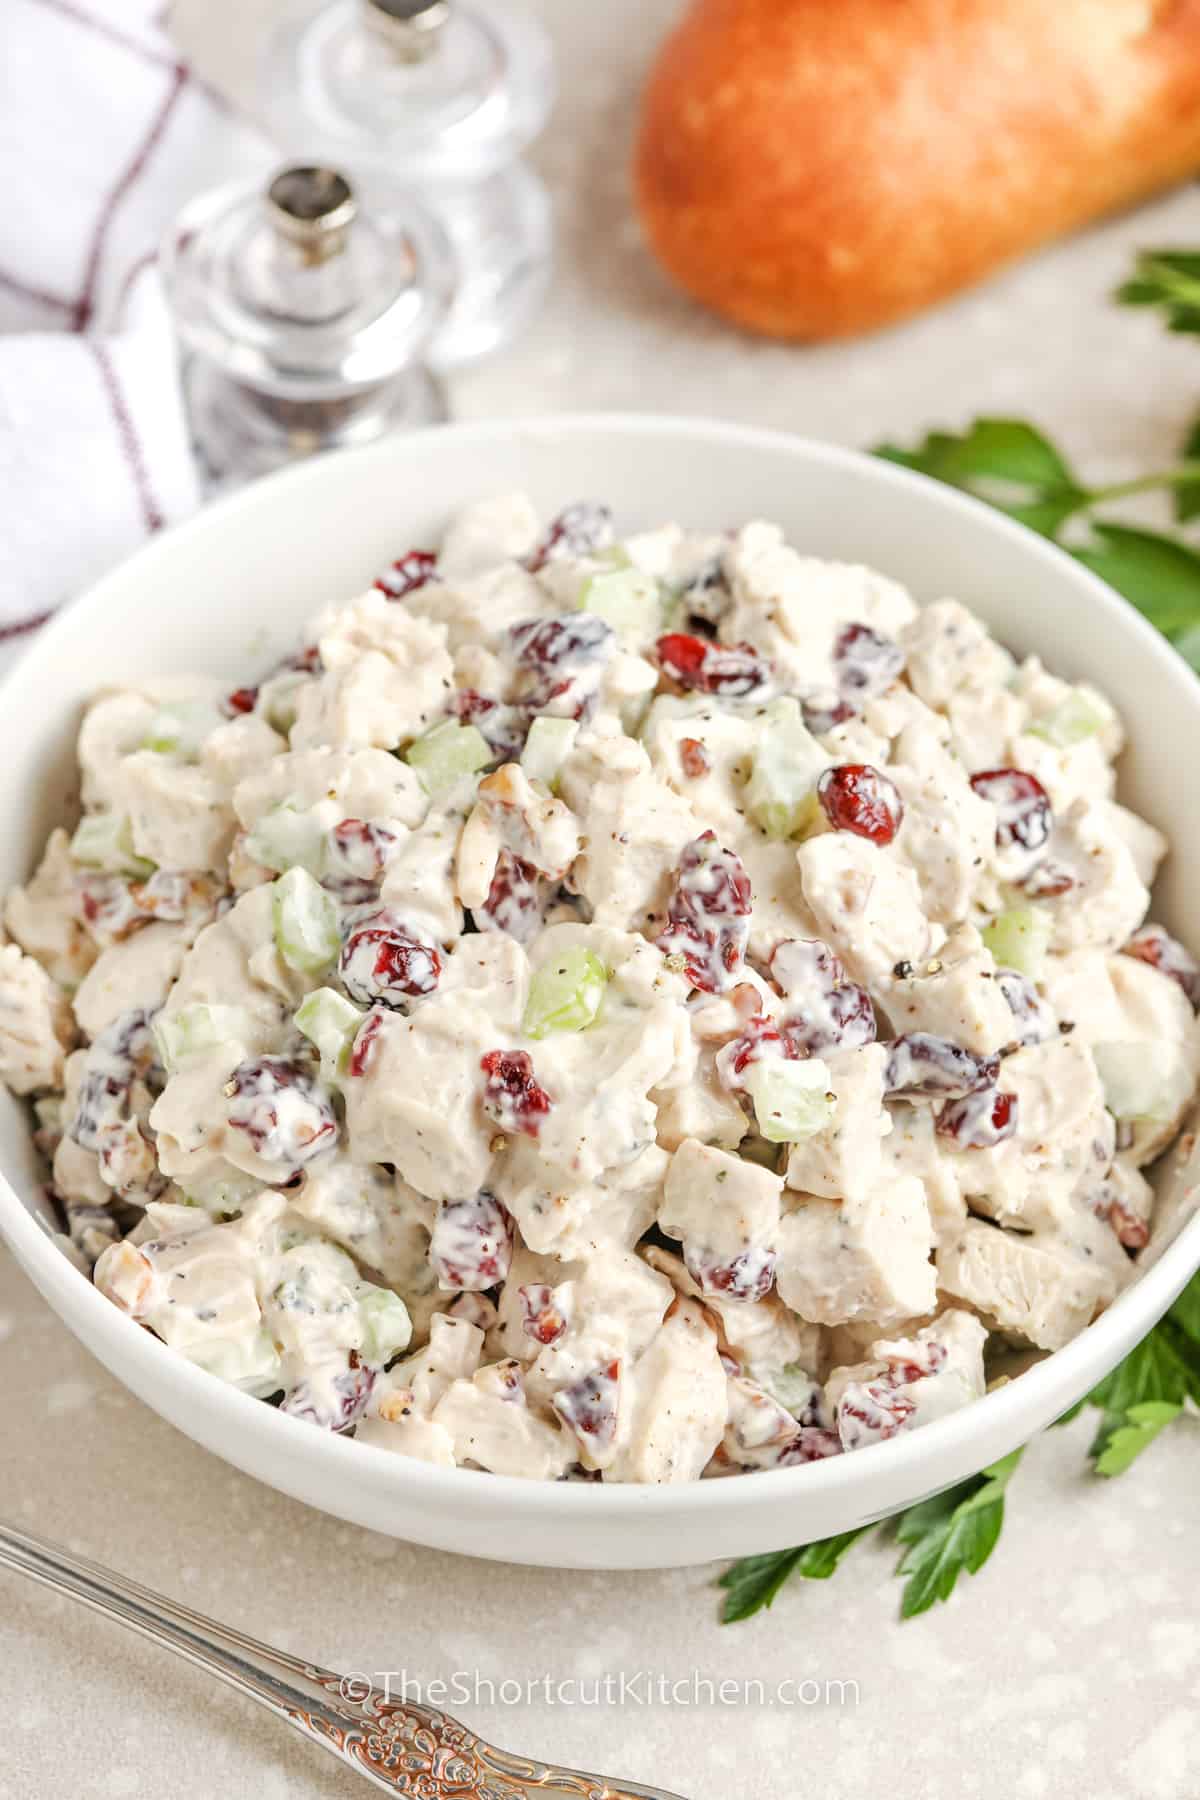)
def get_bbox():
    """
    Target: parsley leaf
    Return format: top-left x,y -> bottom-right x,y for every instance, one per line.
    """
1168,1274 -> 1200,1346
718,1457 -> 1025,1625
876,418 -> 1088,538
1087,1314 -> 1200,1416
1091,1402 -> 1183,1477
1084,1290 -> 1200,1475
717,1548 -> 806,1623
1179,412 -> 1200,525
793,1525 -> 875,1579
1073,524 -> 1200,649
874,416 -> 1200,667
875,417 -> 1072,486
1116,251 -> 1200,335
895,1449 -> 1023,1619
717,1527 -> 873,1623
